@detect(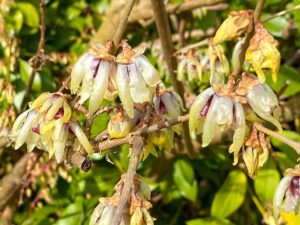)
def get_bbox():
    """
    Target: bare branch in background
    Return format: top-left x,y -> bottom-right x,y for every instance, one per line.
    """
20,0 -> 49,111
261,4 -> 300,22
